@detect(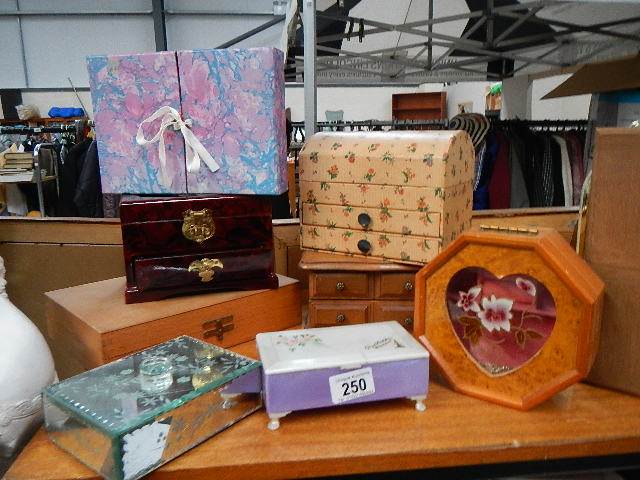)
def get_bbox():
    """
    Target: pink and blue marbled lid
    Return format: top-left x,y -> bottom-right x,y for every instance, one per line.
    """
87,52 -> 186,194
87,48 -> 287,195
178,48 -> 287,195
